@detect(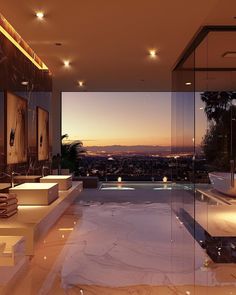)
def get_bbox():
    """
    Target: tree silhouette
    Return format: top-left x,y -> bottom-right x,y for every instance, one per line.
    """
61,135 -> 86,173
201,91 -> 236,170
